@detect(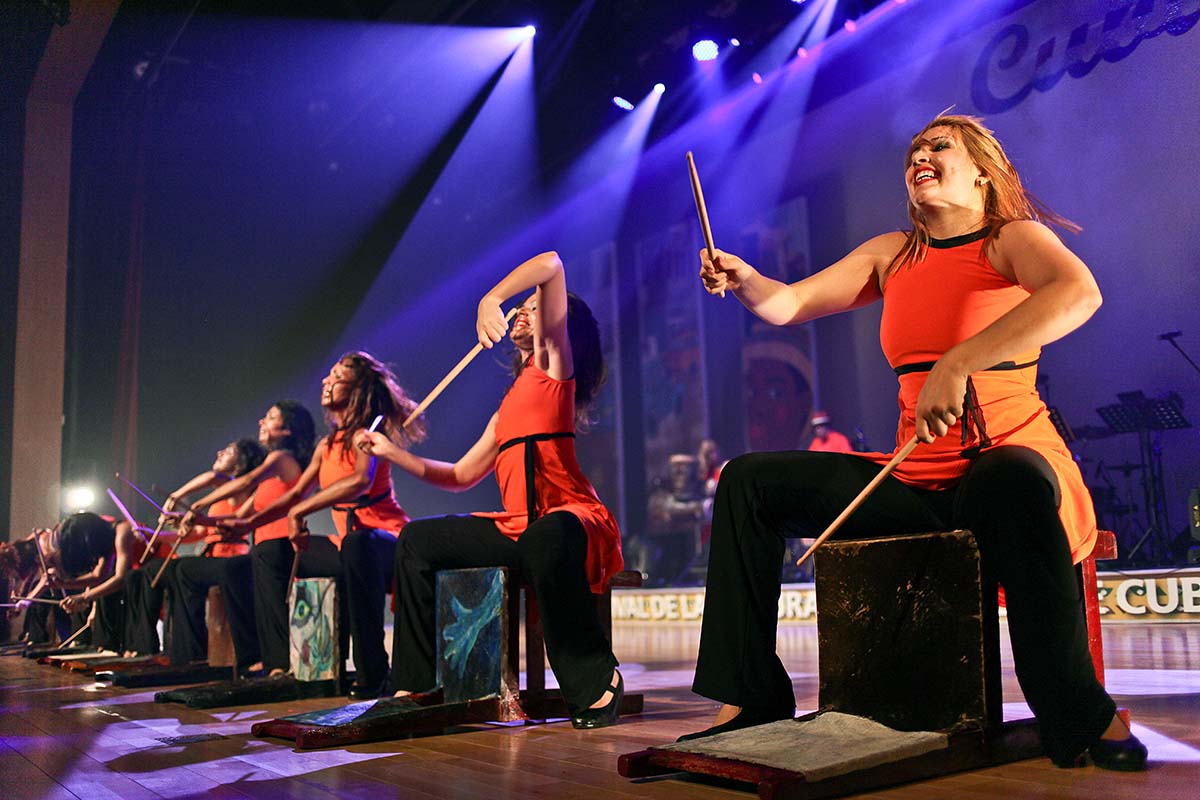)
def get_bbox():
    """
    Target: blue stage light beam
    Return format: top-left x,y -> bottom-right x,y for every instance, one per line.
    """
335,27 -> 540,365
